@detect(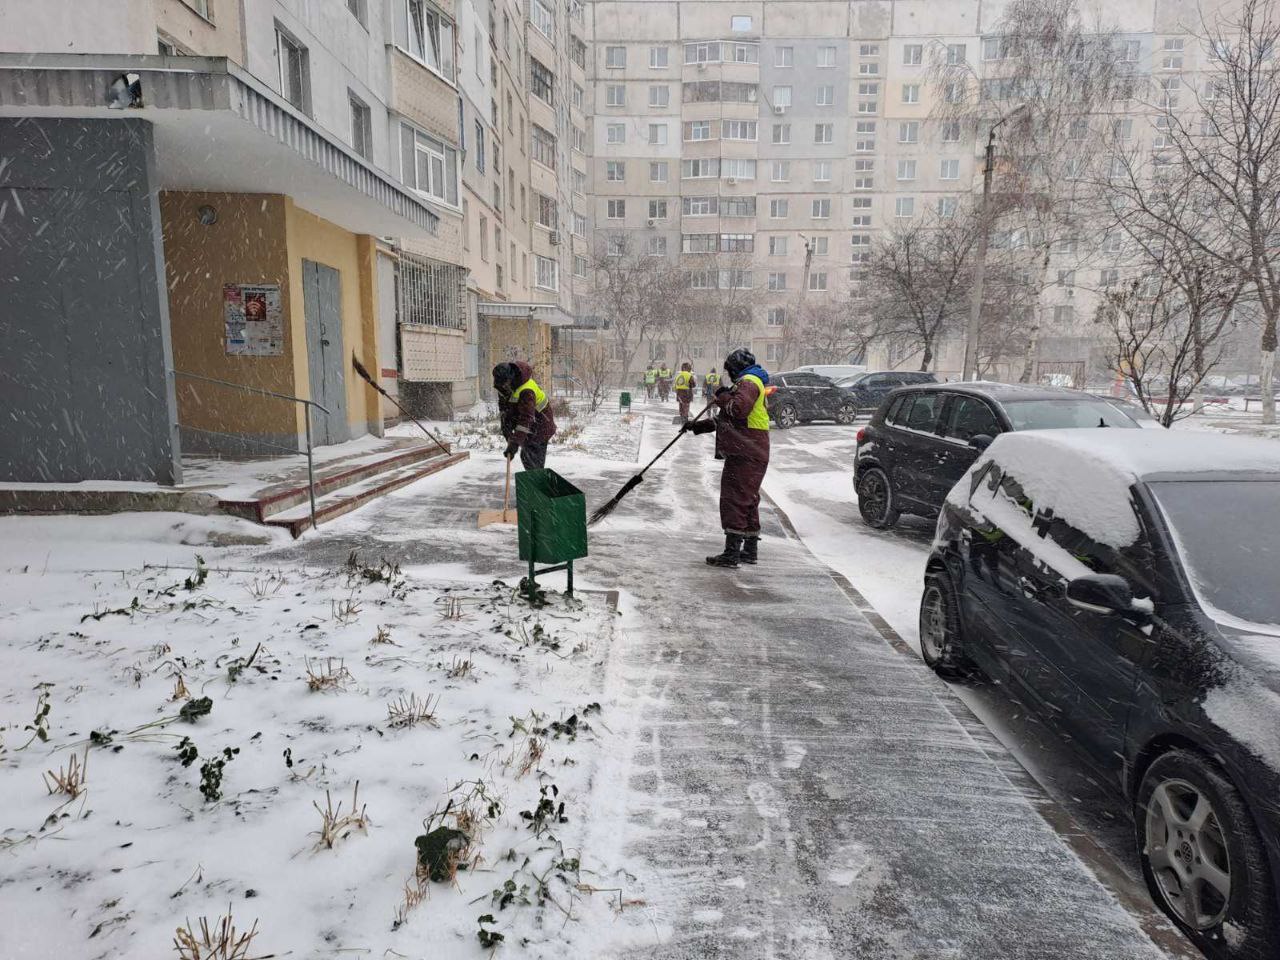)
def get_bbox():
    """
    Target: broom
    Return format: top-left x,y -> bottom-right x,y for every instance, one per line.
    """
351,355 -> 452,459
588,400 -> 716,526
